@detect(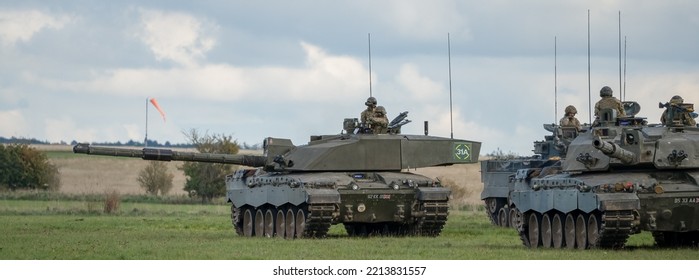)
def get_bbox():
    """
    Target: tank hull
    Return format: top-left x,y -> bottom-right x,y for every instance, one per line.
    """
480,158 -> 559,227
226,169 -> 450,238
509,171 -> 641,249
